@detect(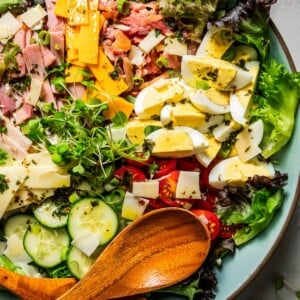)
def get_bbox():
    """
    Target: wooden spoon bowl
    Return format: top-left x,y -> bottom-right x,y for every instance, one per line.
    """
0,208 -> 211,300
